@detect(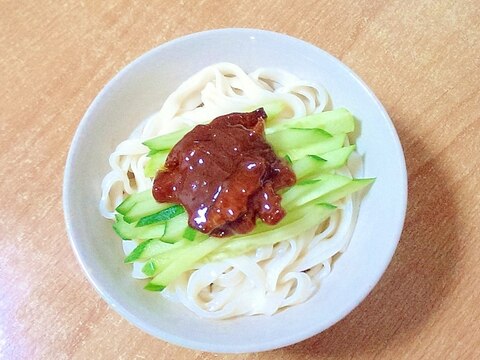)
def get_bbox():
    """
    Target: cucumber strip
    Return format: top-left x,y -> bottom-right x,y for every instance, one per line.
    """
142,254 -> 176,277
207,203 -> 336,262
283,134 -> 346,161
183,226 -> 198,241
143,128 -> 190,151
147,148 -> 163,156
145,237 -> 223,290
141,239 -> 203,277
318,145 -> 356,171
136,205 -> 185,227
160,212 -> 189,243
113,214 -> 166,240
266,128 -> 332,151
115,190 -> 151,215
282,175 -> 352,208
315,178 -> 375,204
124,239 -> 186,263
266,108 -> 355,135
144,151 -> 169,178
161,213 -> 209,243
292,145 -> 356,180
123,199 -> 172,223
292,155 -> 327,180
